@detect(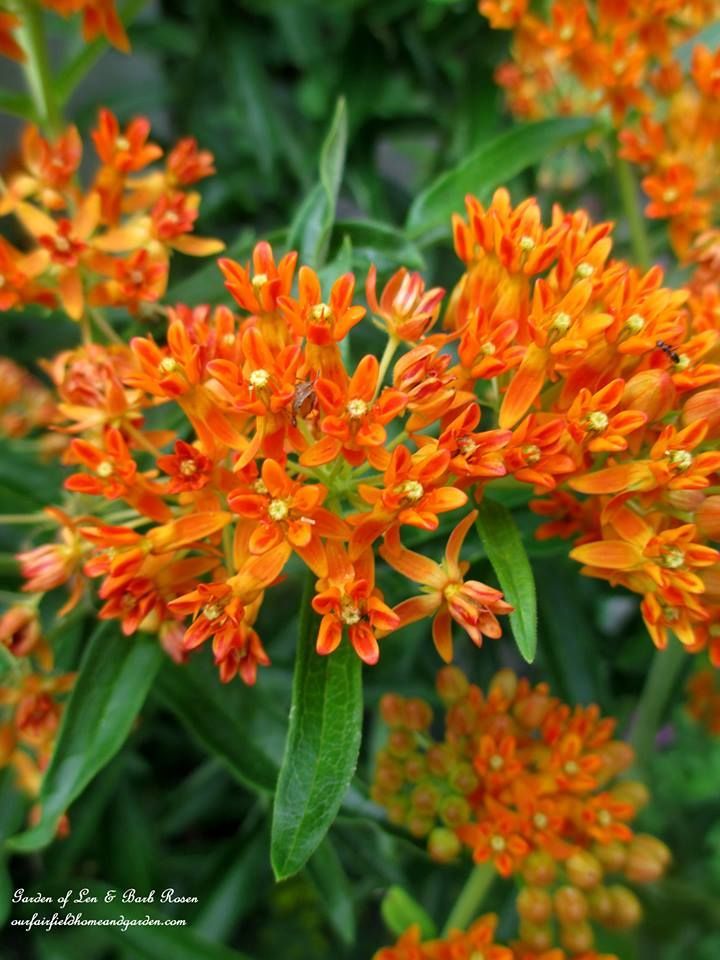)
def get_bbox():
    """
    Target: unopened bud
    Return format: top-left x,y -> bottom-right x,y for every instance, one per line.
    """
404,698 -> 433,731
622,369 -> 674,421
380,694 -> 407,728
519,922 -> 554,952
404,754 -> 427,783
436,666 -> 469,704
411,783 -> 439,816
516,886 -> 553,923
554,886 -> 588,924
522,851 -> 557,887
439,795 -> 471,827
428,827 -> 461,862
566,850 -> 604,889
427,744 -> 453,777
406,813 -> 433,838
593,840 -> 628,873
560,921 -> 594,953
449,762 -> 478,794
387,730 -> 415,758
514,693 -> 552,728
611,779 -> 649,810
624,835 -> 671,884
588,885 -> 614,923
606,885 -> 643,929
489,668 -> 518,701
